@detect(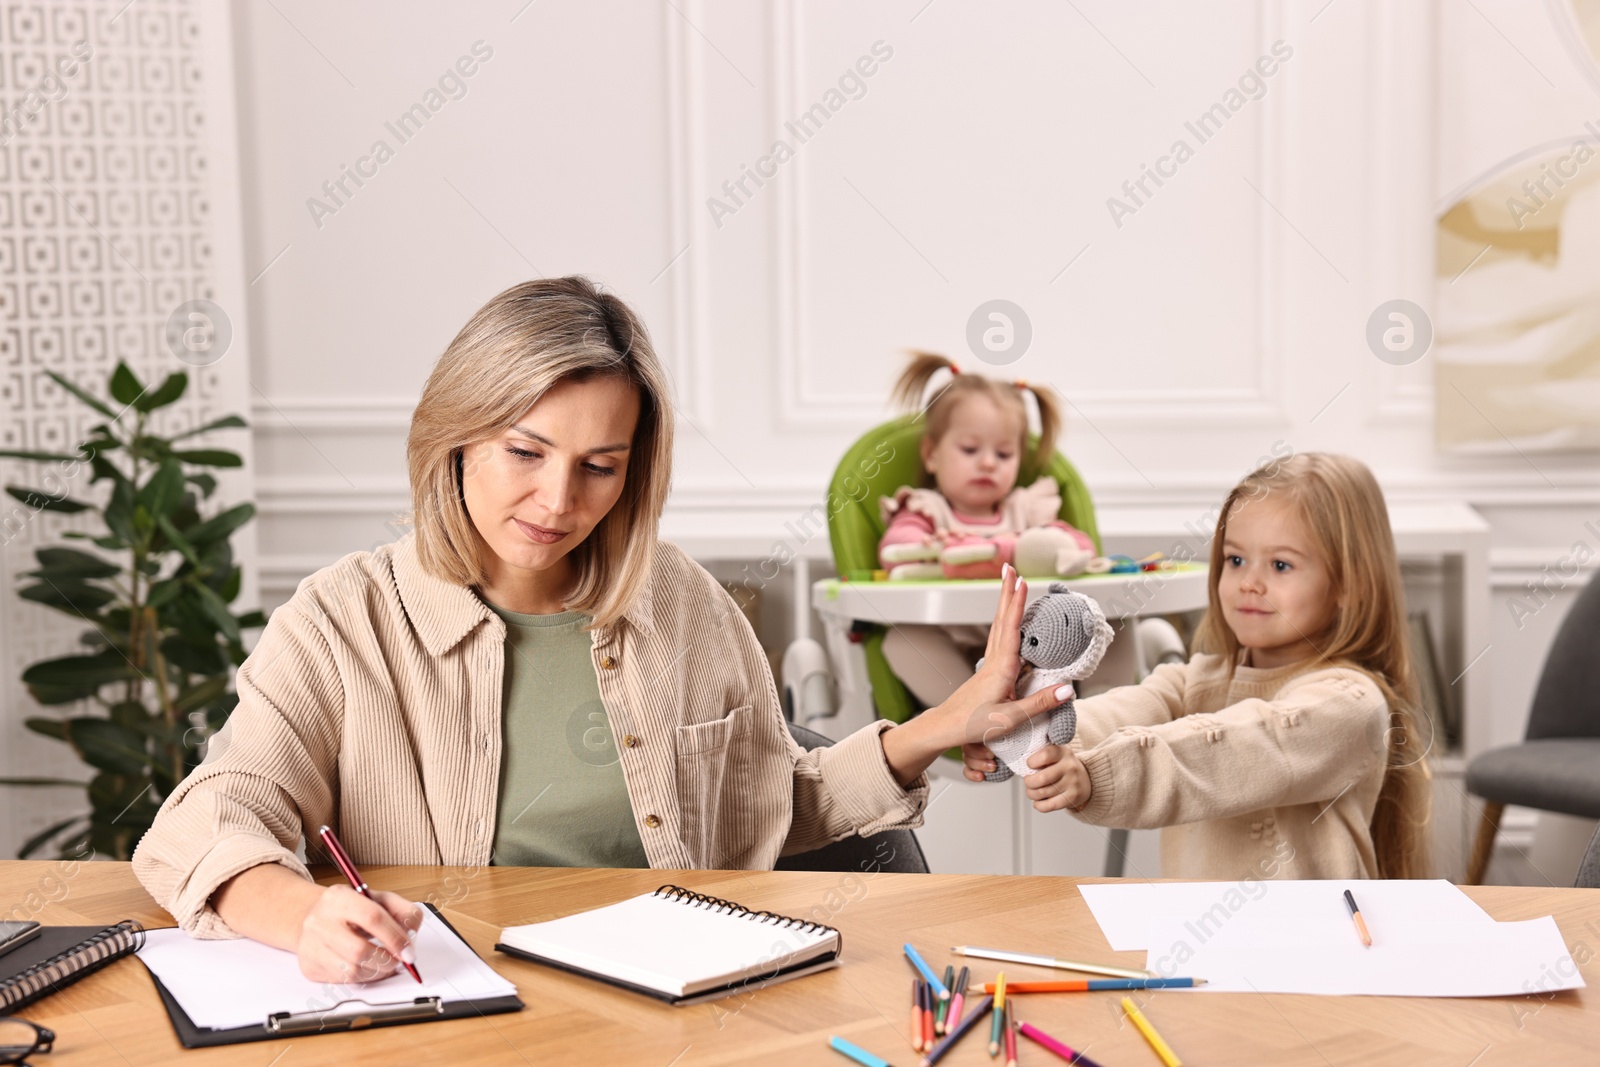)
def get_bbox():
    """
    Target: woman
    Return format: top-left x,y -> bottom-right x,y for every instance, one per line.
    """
131,277 -> 1069,983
